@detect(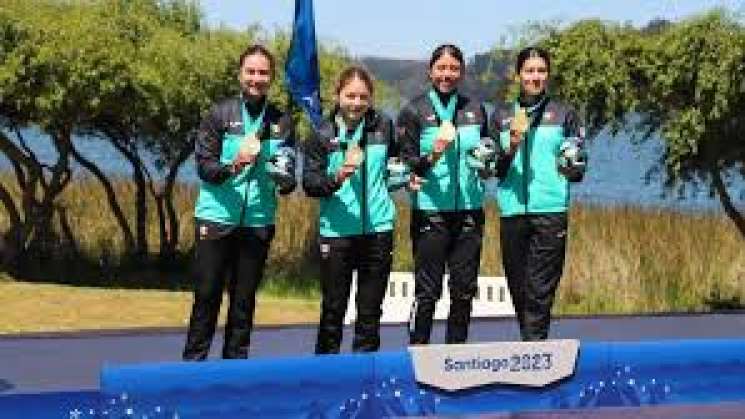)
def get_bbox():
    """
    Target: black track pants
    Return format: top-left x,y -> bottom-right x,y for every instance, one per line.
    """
500,213 -> 567,341
315,232 -> 393,354
409,209 -> 484,345
183,222 -> 274,360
